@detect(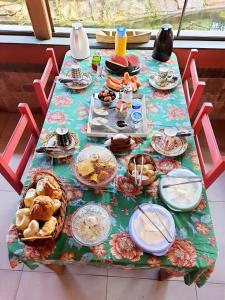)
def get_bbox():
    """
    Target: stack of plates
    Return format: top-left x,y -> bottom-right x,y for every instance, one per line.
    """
129,204 -> 175,256
159,168 -> 202,212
